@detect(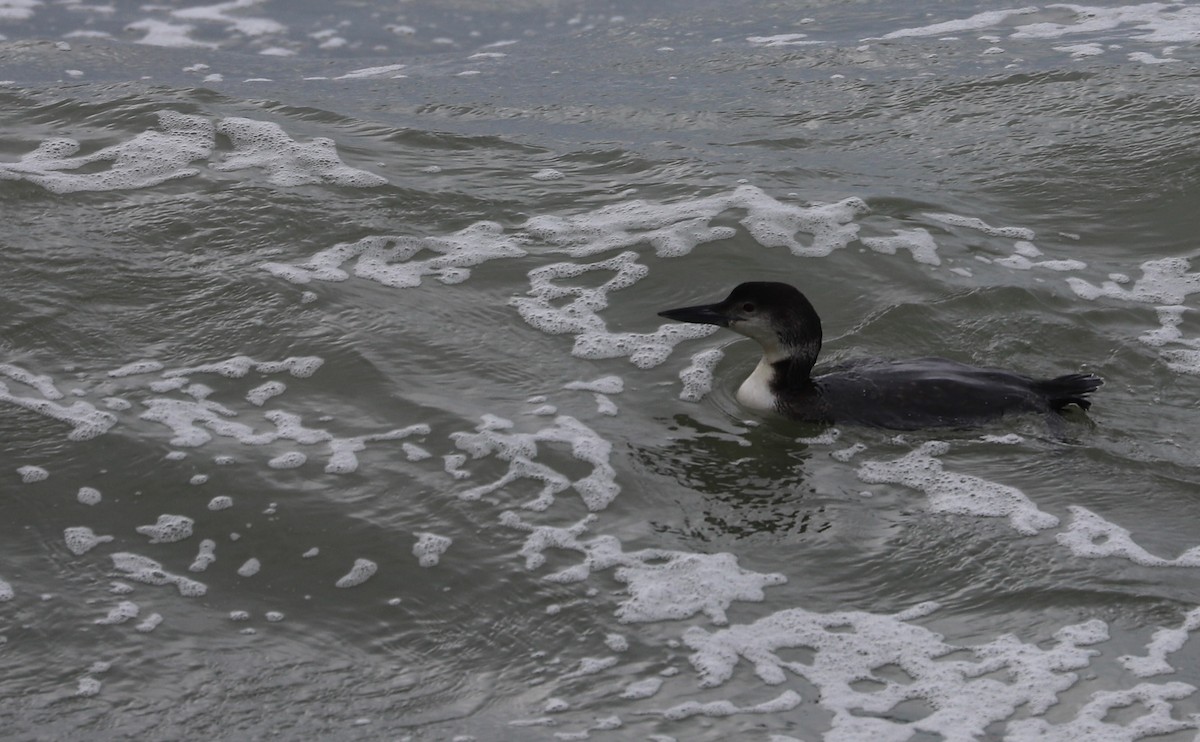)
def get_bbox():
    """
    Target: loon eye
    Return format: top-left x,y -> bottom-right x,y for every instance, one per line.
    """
742,302 -> 756,314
